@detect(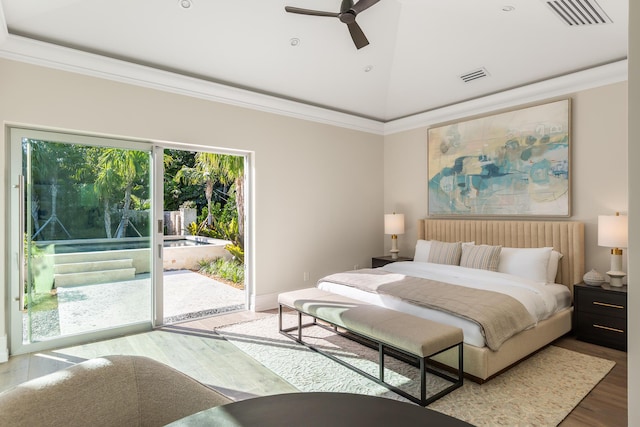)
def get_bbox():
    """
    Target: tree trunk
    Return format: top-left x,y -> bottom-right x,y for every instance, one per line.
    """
235,177 -> 245,249
206,179 -> 213,226
117,185 -> 132,238
103,200 -> 112,238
